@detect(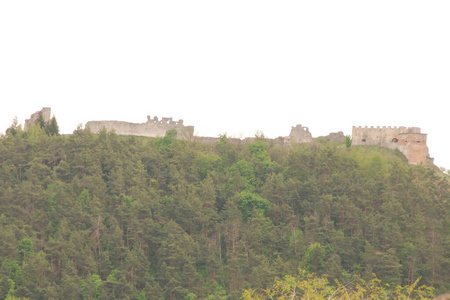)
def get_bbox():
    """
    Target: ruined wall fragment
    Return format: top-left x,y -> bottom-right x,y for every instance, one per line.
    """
24,107 -> 51,131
